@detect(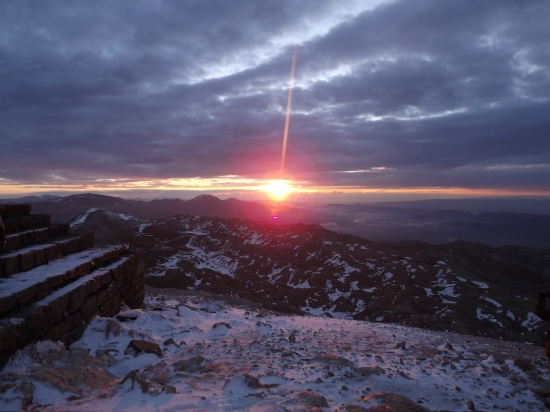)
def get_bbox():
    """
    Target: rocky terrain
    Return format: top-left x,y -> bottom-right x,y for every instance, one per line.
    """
1,288 -> 550,411
70,208 -> 550,347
